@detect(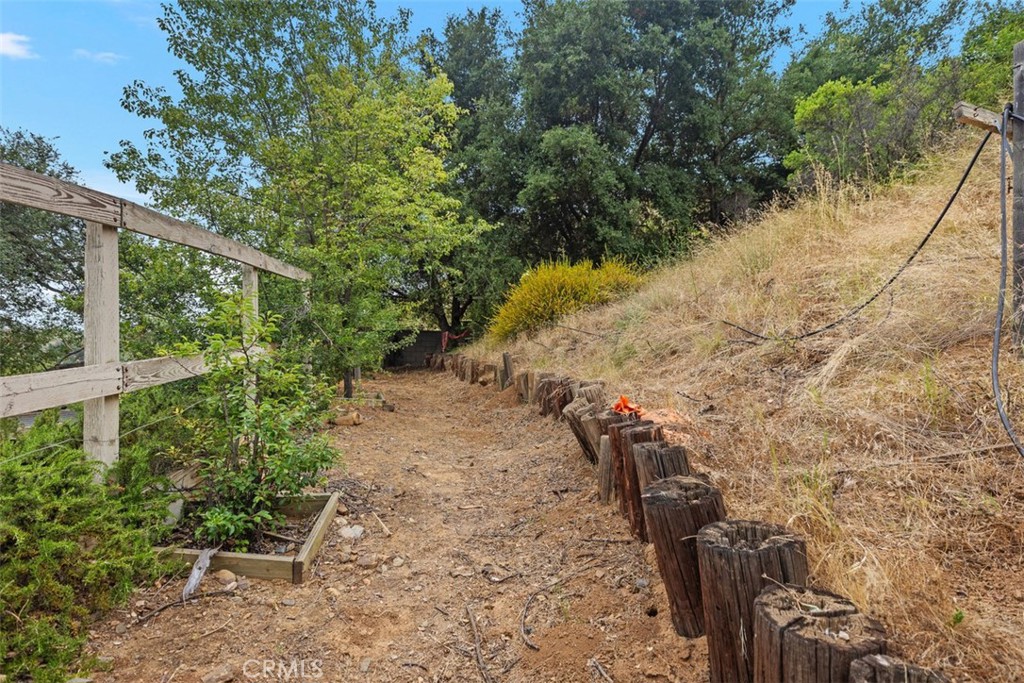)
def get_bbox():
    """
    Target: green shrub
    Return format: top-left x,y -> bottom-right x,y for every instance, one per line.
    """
172,294 -> 337,549
487,259 -> 641,341
0,412 -> 170,682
